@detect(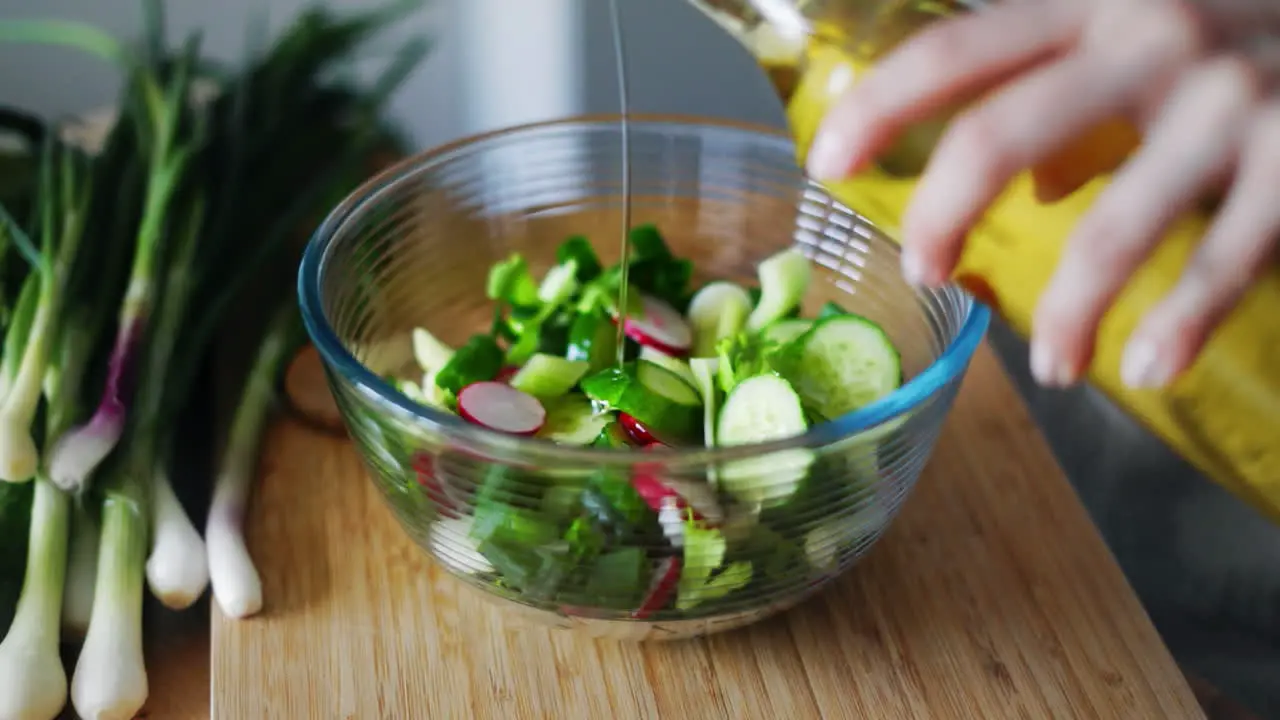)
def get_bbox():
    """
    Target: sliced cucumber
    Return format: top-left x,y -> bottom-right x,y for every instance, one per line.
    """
565,310 -> 617,374
716,374 -> 814,507
686,281 -> 752,357
429,517 -> 494,576
786,314 -> 902,419
581,364 -> 700,441
746,248 -> 811,331
639,346 -> 698,391
537,394 -> 612,445
635,360 -> 701,408
761,318 -> 811,347
805,501 -> 888,573
509,353 -> 589,399
803,517 -> 852,574
412,327 -> 454,375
